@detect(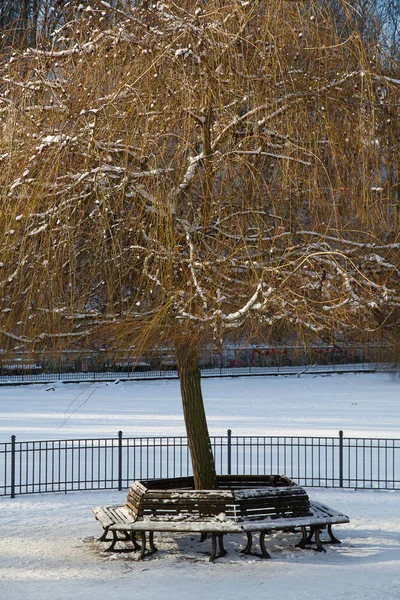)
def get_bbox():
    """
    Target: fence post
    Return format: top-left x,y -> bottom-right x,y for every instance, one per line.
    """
227,429 -> 232,475
11,435 -> 16,498
118,430 -> 123,491
339,430 -> 344,488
